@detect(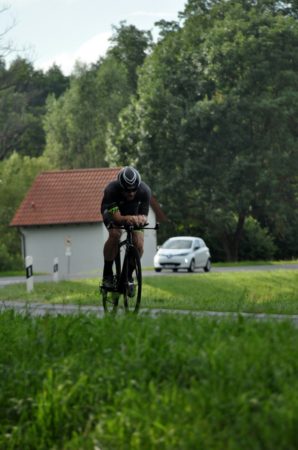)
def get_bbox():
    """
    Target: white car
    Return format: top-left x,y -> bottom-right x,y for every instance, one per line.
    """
153,236 -> 211,273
